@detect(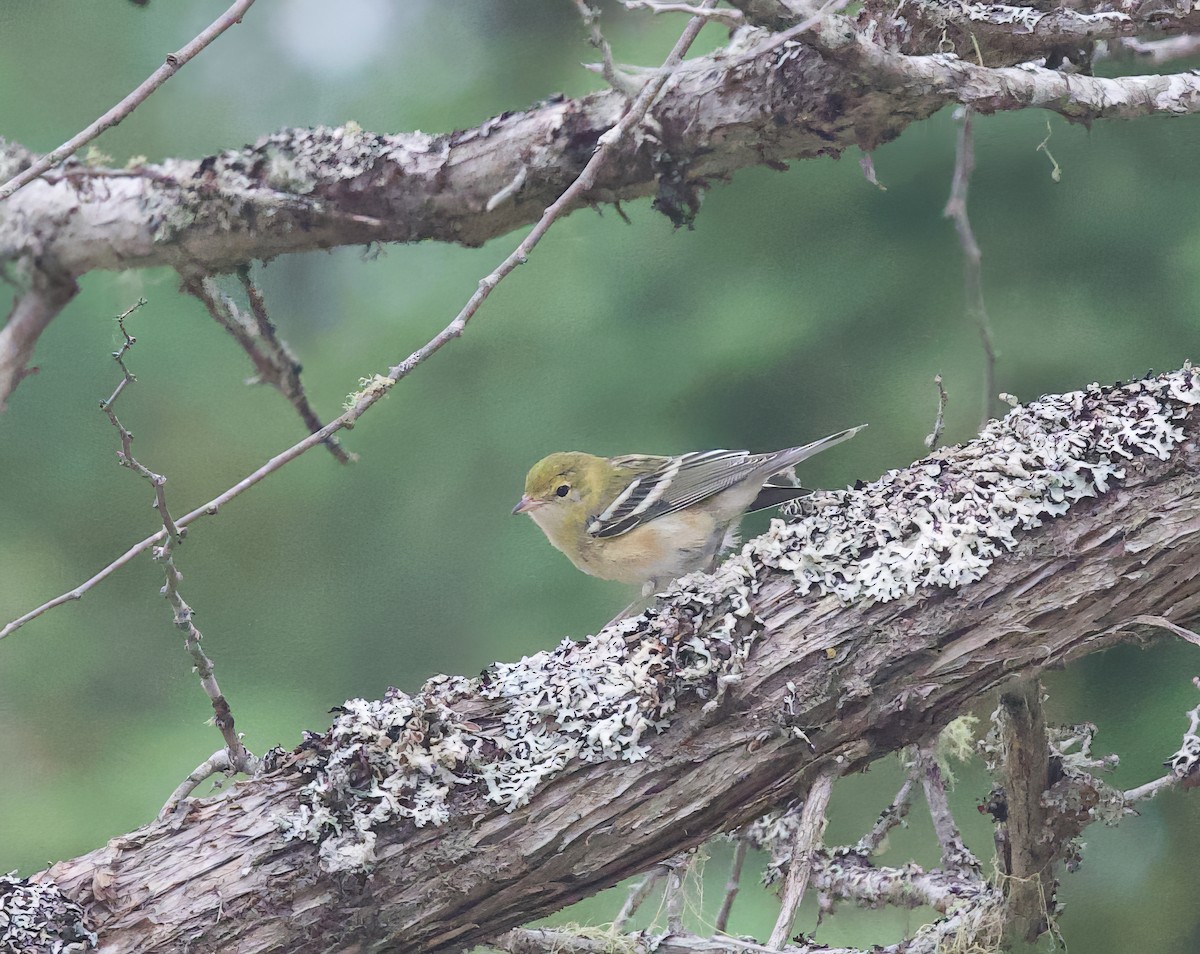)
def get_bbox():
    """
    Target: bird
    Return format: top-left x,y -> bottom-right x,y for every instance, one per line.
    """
513,425 -> 865,593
